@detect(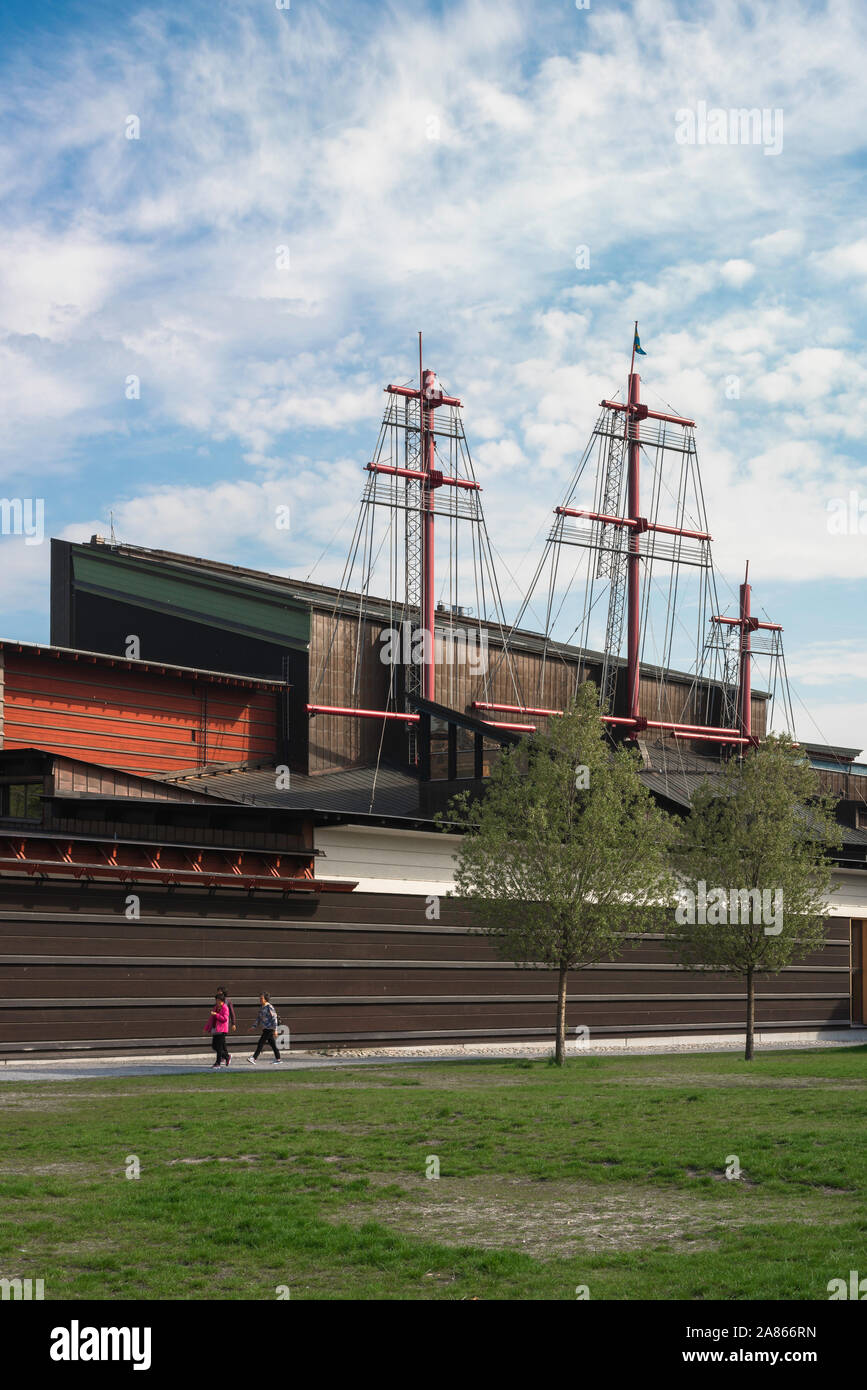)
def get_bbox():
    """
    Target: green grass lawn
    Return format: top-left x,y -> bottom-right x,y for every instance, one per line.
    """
1,1047 -> 865,1300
